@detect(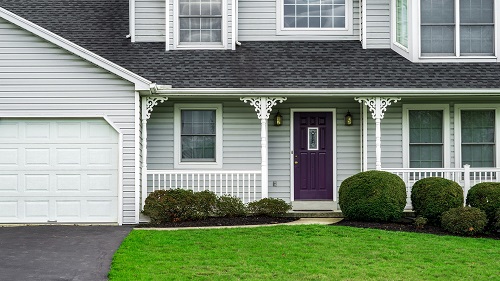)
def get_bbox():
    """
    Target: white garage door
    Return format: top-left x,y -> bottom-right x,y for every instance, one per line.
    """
0,119 -> 119,223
